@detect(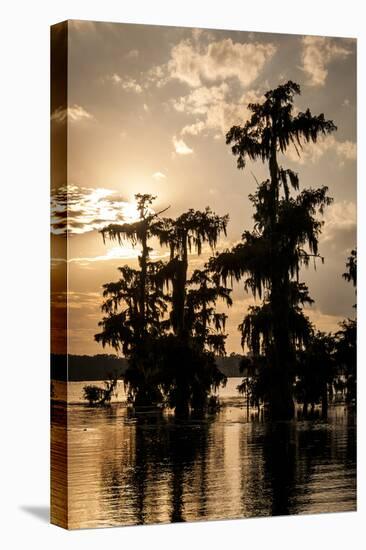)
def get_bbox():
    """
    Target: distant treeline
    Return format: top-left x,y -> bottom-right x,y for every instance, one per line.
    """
51,353 -> 245,381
